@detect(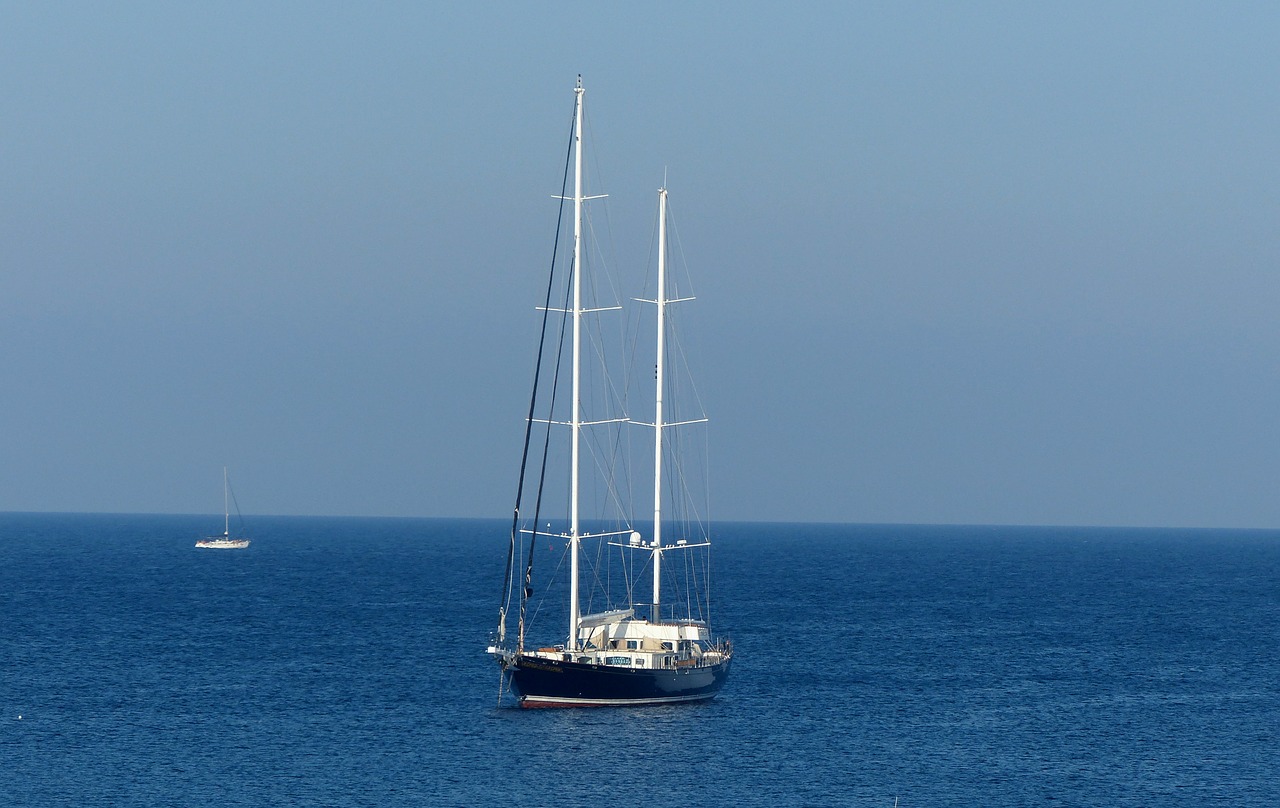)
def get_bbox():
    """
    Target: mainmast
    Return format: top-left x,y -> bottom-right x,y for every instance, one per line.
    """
568,77 -> 584,652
